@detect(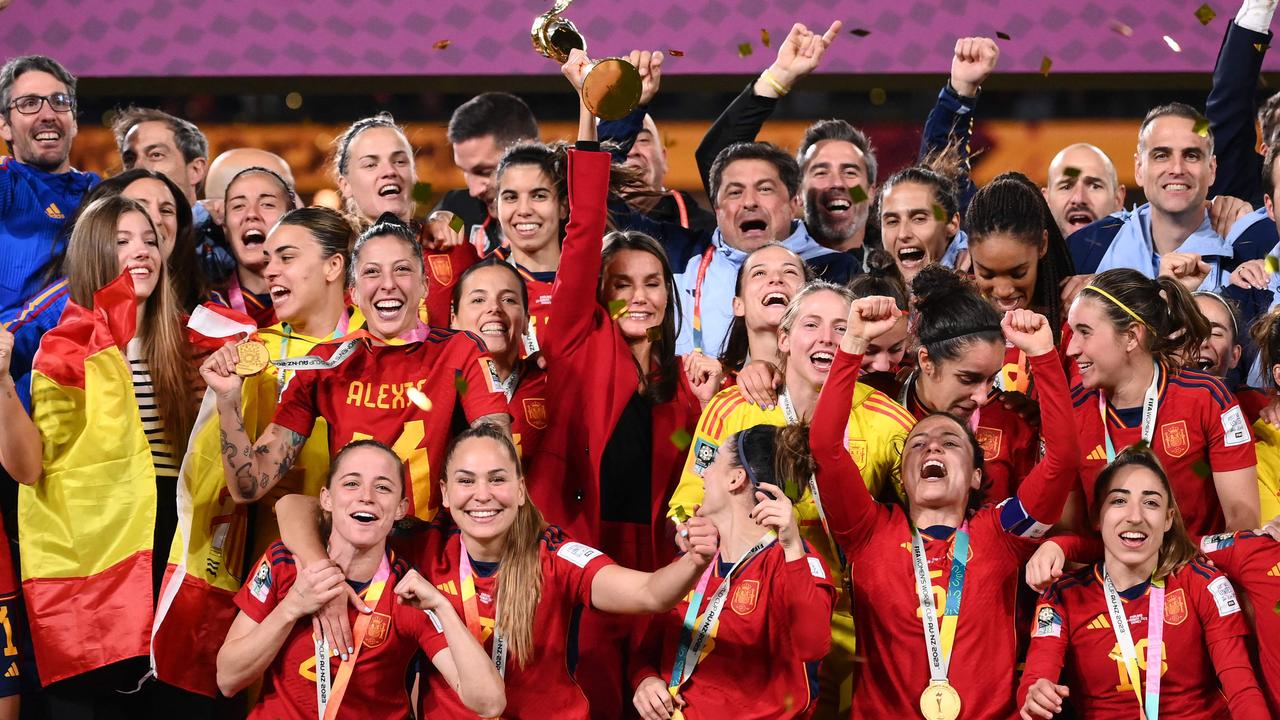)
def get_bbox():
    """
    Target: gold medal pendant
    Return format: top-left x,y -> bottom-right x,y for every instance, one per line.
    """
234,340 -> 270,377
919,681 -> 961,720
